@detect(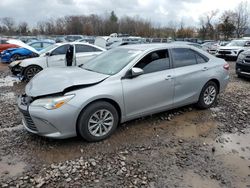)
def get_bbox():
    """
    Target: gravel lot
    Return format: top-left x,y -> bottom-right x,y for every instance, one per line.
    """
0,61 -> 249,188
